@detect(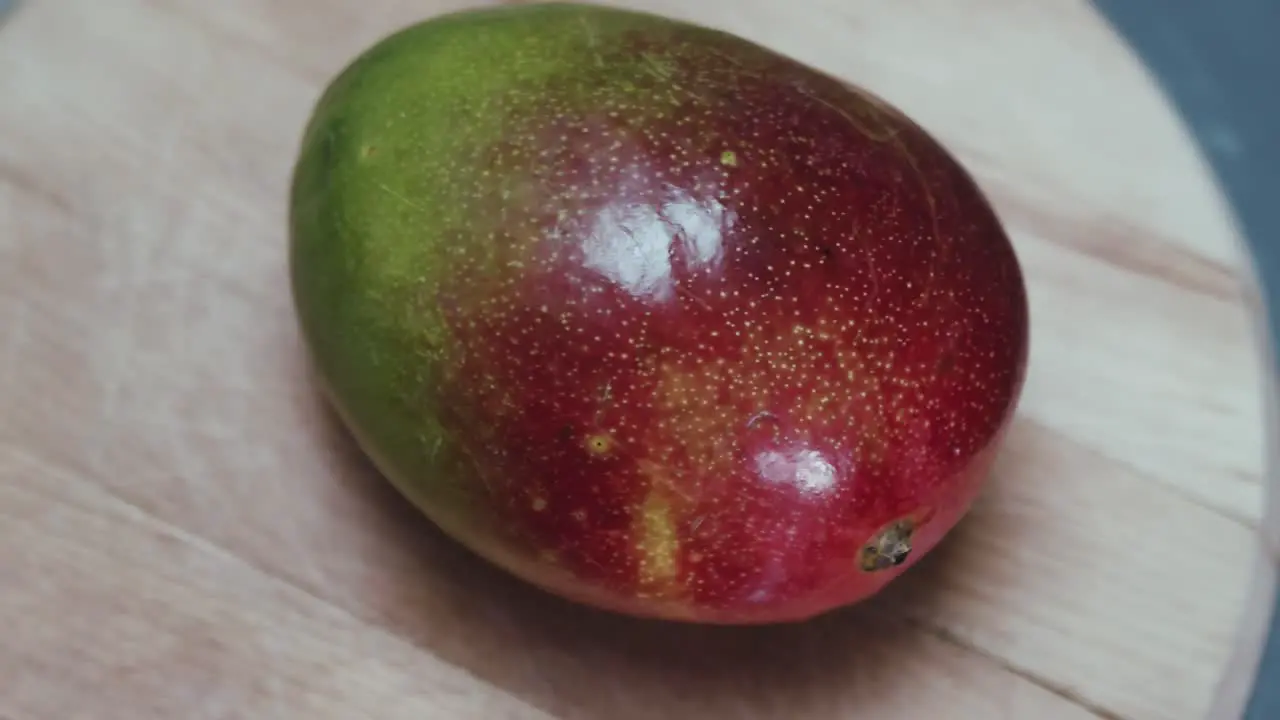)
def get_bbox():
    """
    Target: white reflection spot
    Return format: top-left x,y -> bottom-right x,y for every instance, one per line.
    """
755,448 -> 837,494
581,193 -> 726,301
